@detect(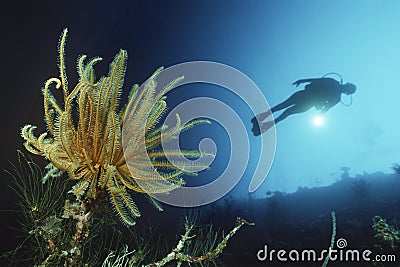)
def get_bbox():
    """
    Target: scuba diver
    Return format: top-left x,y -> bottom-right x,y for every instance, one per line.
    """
251,75 -> 357,136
